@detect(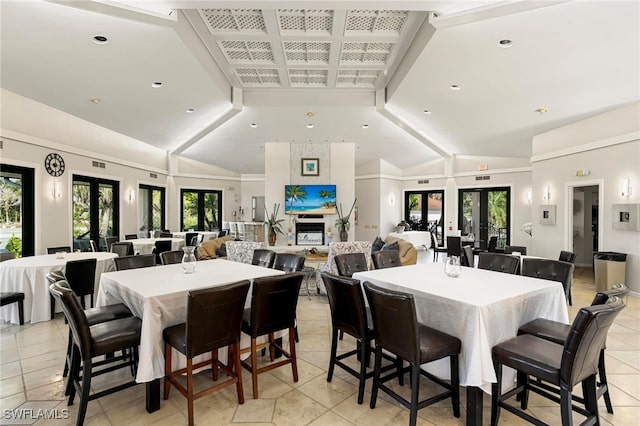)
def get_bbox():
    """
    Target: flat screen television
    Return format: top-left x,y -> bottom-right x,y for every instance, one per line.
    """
285,184 -> 337,215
